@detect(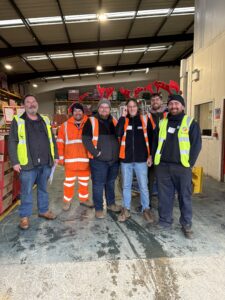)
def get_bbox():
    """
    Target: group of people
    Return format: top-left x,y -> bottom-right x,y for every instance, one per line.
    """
8,91 -> 202,239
